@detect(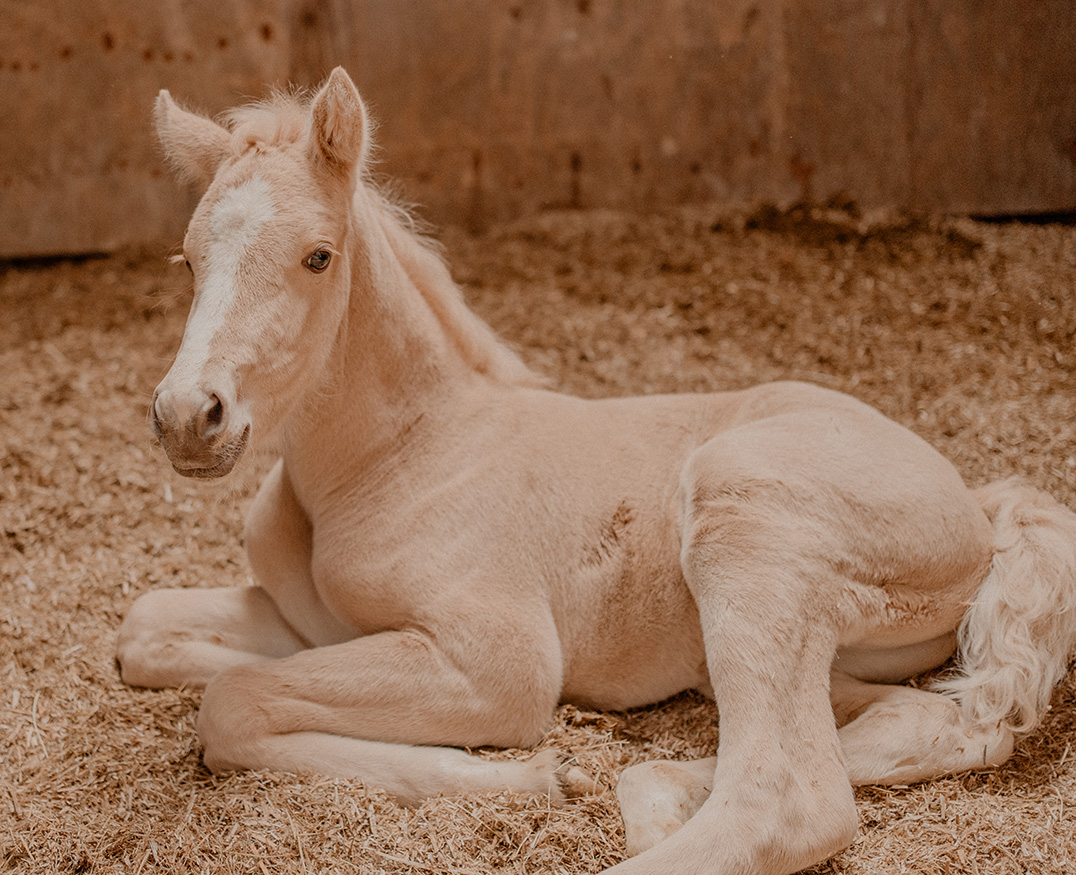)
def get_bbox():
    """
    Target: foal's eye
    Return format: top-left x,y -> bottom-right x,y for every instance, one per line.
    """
305,249 -> 332,273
